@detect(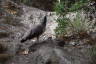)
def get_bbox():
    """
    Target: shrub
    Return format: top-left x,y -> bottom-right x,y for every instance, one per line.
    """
54,0 -> 95,37
54,0 -> 89,15
69,12 -> 91,33
55,17 -> 69,36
